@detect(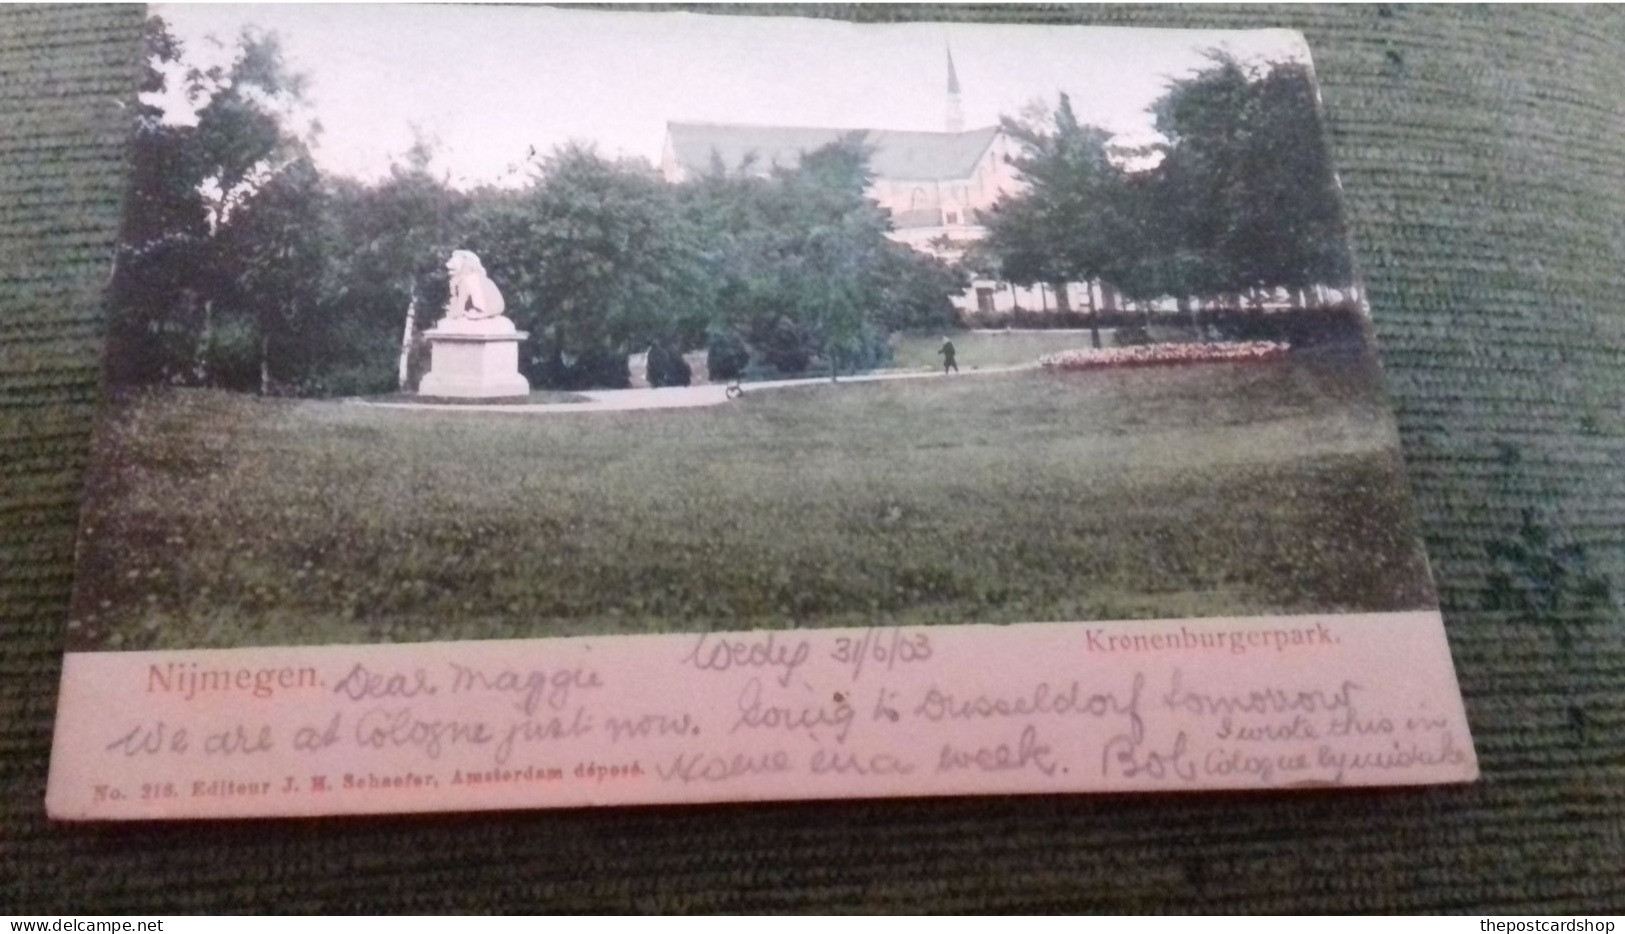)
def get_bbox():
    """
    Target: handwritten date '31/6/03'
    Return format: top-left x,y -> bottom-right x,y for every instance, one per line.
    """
829,630 -> 931,680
